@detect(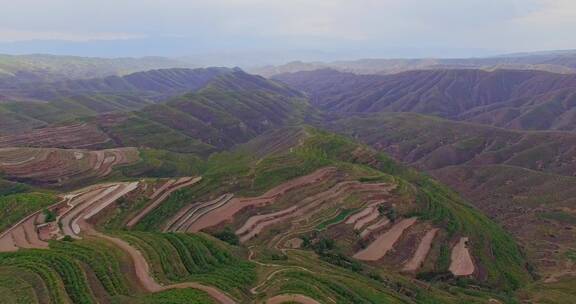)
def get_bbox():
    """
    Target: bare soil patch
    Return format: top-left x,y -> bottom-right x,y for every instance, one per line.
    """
449,237 -> 475,276
403,228 -> 438,272
353,217 -> 418,261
